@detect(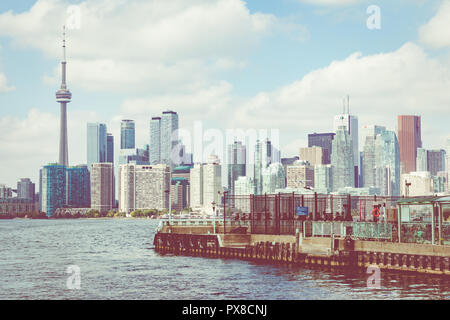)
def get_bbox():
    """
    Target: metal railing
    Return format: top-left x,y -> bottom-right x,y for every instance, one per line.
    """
304,221 -> 393,241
